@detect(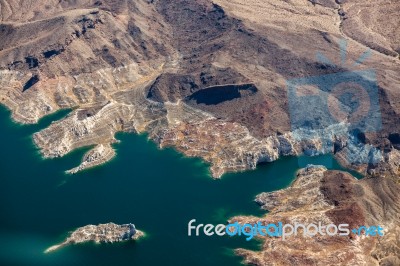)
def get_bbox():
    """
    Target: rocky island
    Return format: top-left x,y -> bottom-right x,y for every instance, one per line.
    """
45,223 -> 144,253
66,143 -> 116,174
